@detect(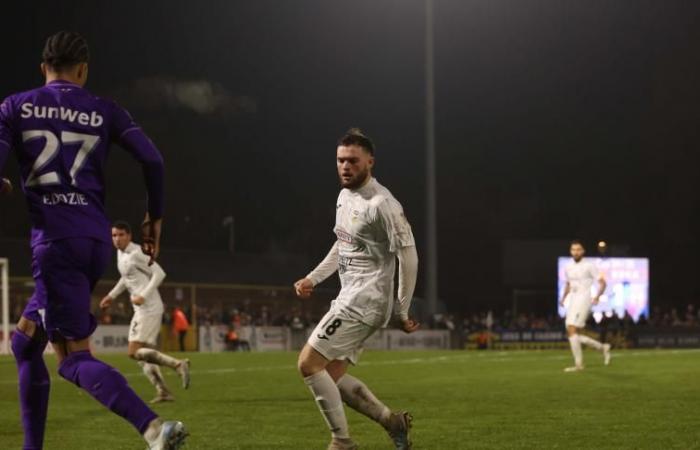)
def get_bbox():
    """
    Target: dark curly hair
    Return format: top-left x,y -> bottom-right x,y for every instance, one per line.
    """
338,128 -> 375,155
42,31 -> 89,71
